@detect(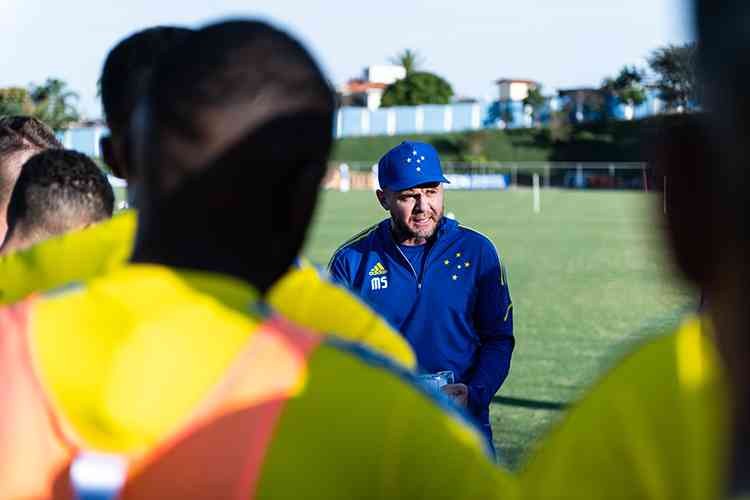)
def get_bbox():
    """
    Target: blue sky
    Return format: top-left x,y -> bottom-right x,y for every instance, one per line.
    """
0,0 -> 693,119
